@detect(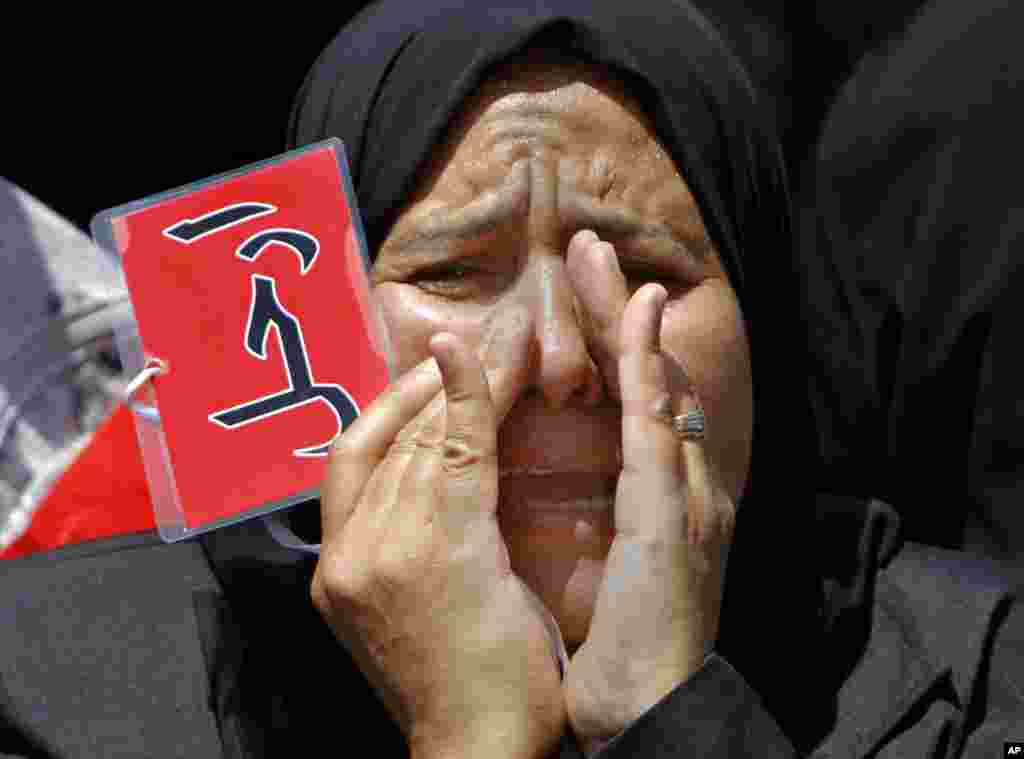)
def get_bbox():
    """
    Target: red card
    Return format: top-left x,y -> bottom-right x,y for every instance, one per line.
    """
92,140 -> 391,539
